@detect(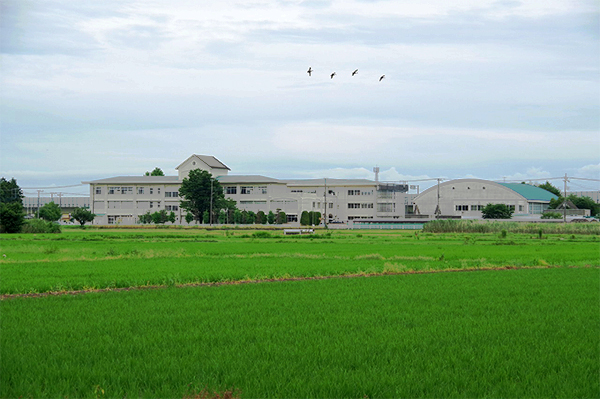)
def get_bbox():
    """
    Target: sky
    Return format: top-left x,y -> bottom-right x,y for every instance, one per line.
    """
1,0 -> 599,197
